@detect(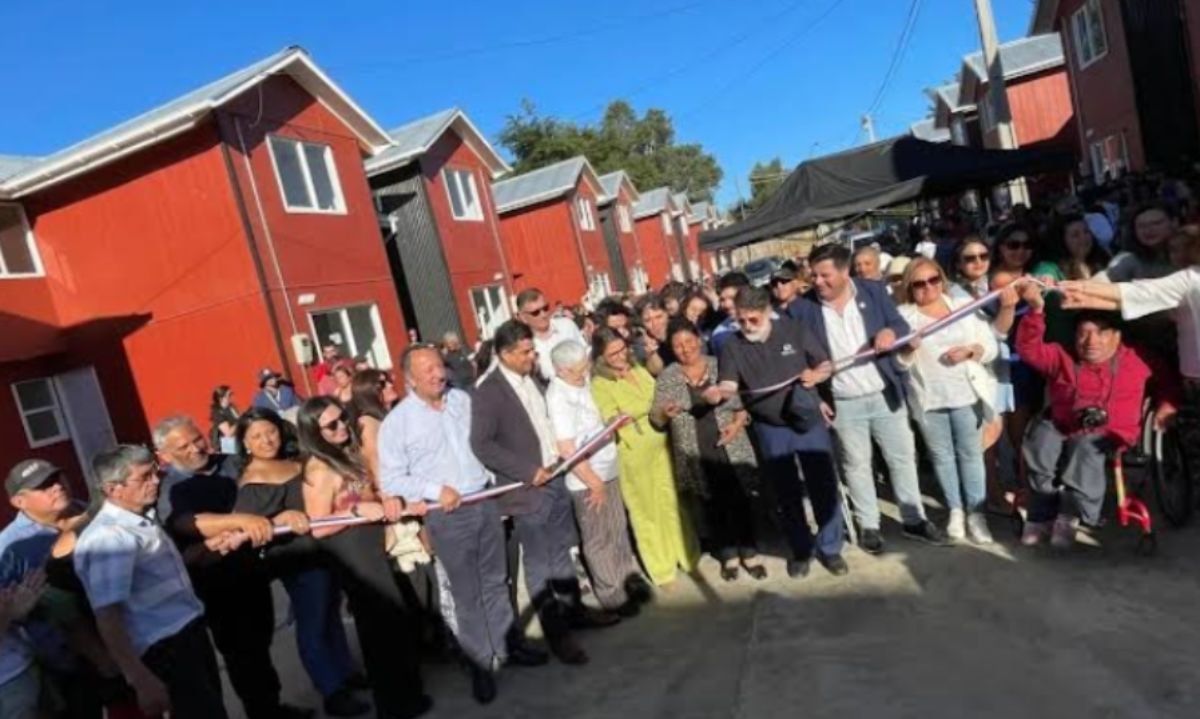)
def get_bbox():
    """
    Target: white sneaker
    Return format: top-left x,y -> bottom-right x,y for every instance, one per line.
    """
1020,521 -> 1051,546
966,513 -> 994,544
1050,515 -> 1079,549
945,509 -> 966,542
